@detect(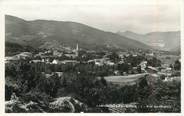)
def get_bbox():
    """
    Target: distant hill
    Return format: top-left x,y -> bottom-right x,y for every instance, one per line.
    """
5,42 -> 35,56
5,15 -> 151,52
117,31 -> 180,52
